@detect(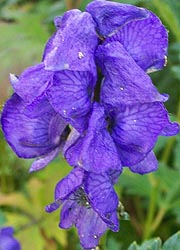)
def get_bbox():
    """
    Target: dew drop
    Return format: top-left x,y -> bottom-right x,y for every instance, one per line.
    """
78,51 -> 84,59
64,63 -> 69,69
62,110 -> 67,116
77,160 -> 82,167
120,86 -> 124,91
85,201 -> 90,206
164,55 -> 167,67
94,235 -> 98,239
53,135 -> 60,145
9,73 -> 19,85
133,119 -> 137,123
